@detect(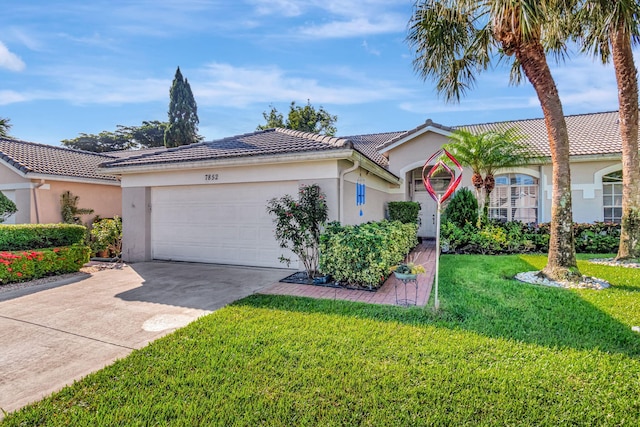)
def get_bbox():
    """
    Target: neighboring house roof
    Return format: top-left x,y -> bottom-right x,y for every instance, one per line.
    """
0,137 -> 118,182
100,128 -> 356,169
458,111 -> 625,157
344,131 -> 405,167
105,146 -> 168,158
